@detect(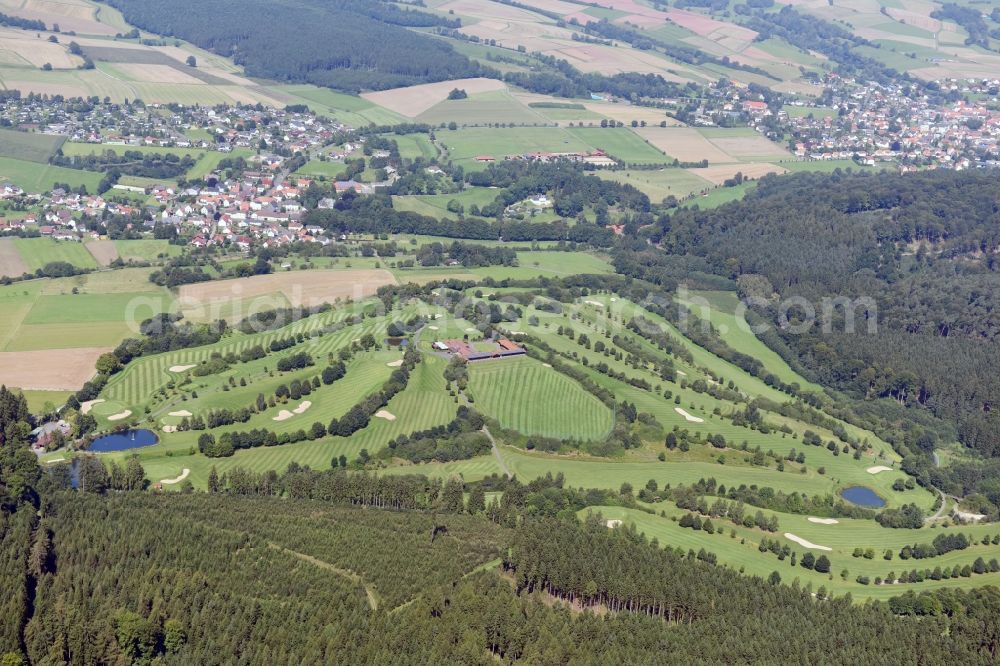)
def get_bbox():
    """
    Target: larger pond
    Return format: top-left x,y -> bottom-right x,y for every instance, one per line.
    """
89,429 -> 159,453
840,485 -> 886,508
